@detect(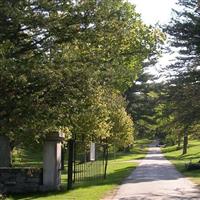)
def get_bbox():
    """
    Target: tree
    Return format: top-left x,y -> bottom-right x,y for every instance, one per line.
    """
164,72 -> 200,154
125,72 -> 159,139
0,0 -> 162,152
163,0 -> 200,154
